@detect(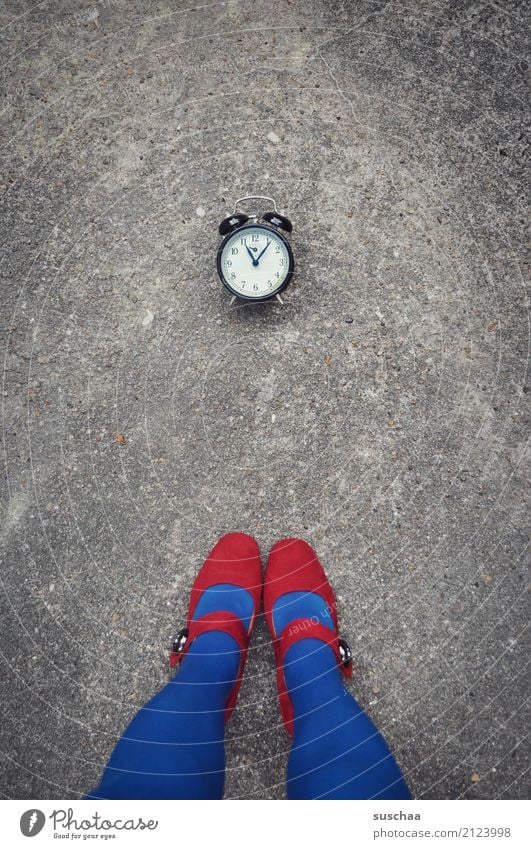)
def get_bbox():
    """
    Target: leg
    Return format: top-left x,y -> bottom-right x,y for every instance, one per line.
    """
86,630 -> 240,800
86,532 -> 261,800
265,539 -> 411,800
283,634 -> 411,799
